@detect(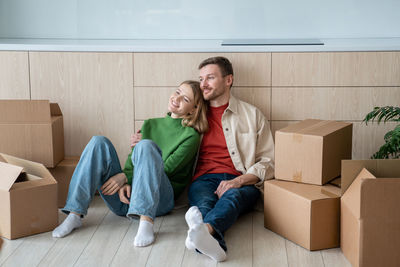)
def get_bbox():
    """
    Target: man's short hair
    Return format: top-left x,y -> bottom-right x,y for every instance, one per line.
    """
198,56 -> 234,77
